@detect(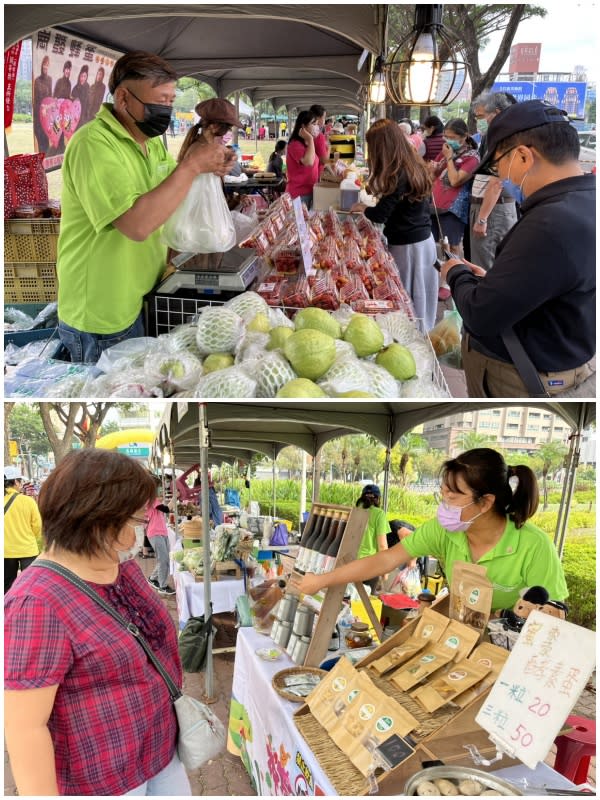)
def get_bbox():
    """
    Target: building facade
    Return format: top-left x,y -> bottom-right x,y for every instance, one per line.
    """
422,407 -> 573,457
